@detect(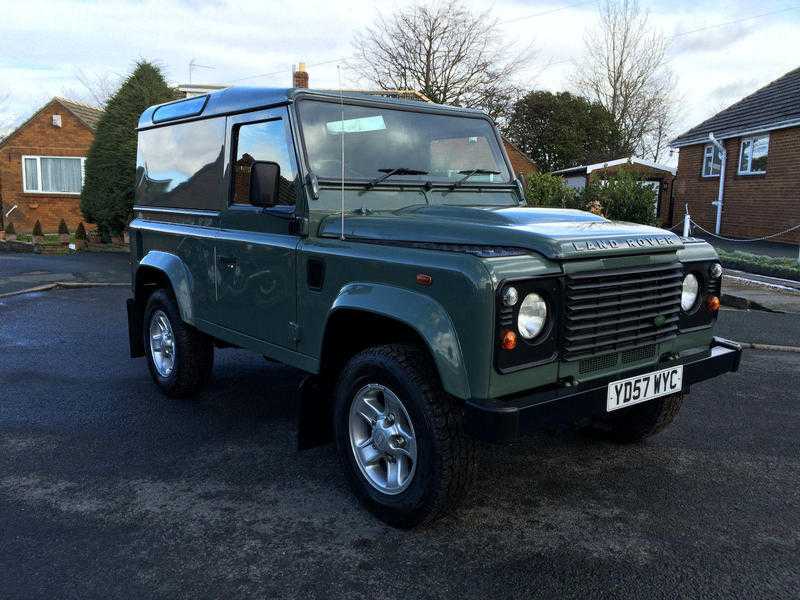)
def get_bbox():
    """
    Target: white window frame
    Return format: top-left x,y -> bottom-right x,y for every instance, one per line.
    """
737,134 -> 769,175
701,144 -> 722,178
21,155 -> 87,195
